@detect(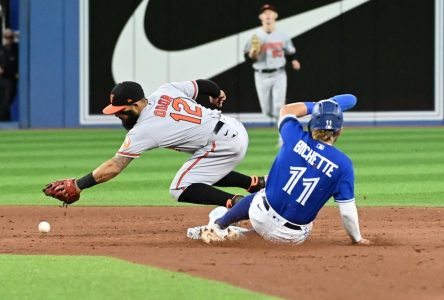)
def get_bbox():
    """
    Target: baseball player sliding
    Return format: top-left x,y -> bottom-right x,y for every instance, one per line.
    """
199,95 -> 370,245
245,4 -> 301,121
42,80 -> 265,206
